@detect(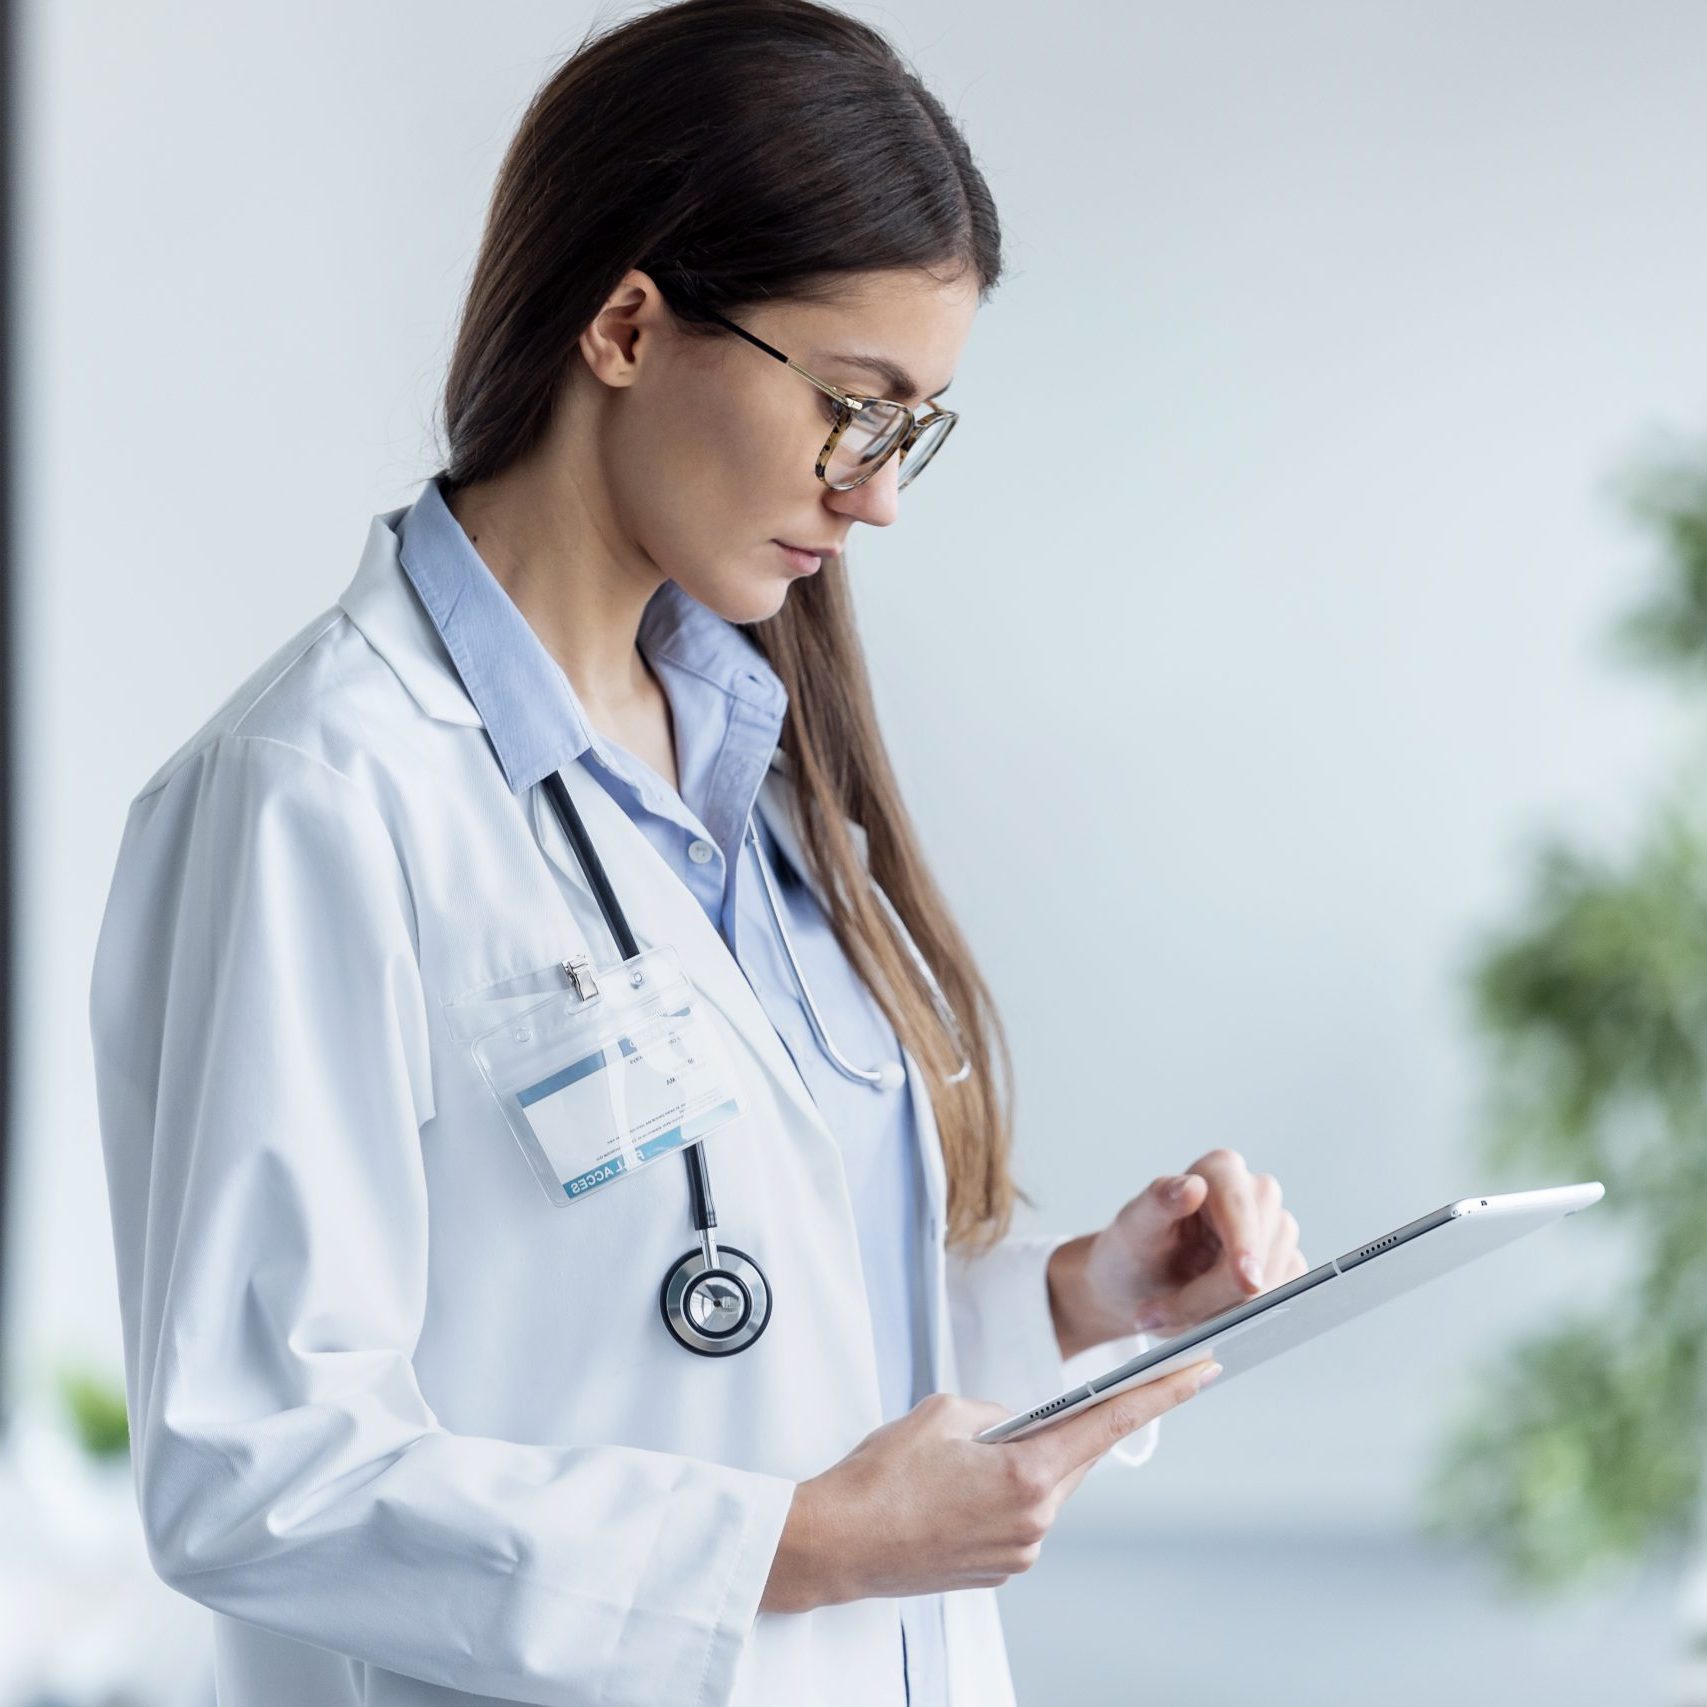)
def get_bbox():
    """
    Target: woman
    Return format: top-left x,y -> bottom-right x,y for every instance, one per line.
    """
89,3 -> 1306,1703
